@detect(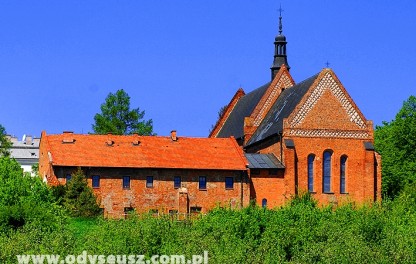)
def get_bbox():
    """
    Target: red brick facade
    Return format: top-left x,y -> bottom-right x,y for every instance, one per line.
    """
39,132 -> 250,218
213,67 -> 381,207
